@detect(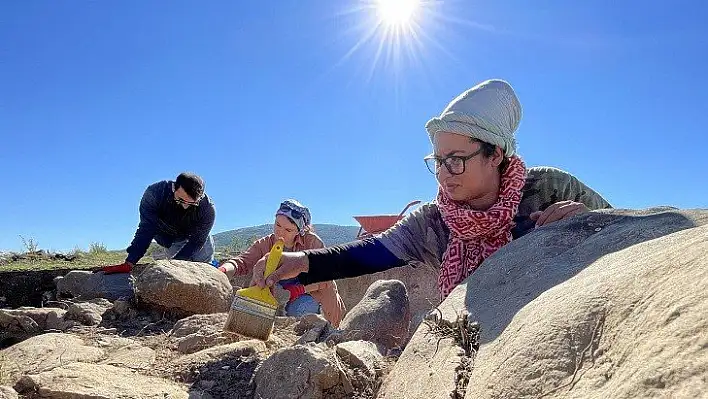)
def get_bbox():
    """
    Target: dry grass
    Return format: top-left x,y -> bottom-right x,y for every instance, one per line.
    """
0,250 -> 153,272
421,309 -> 481,399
